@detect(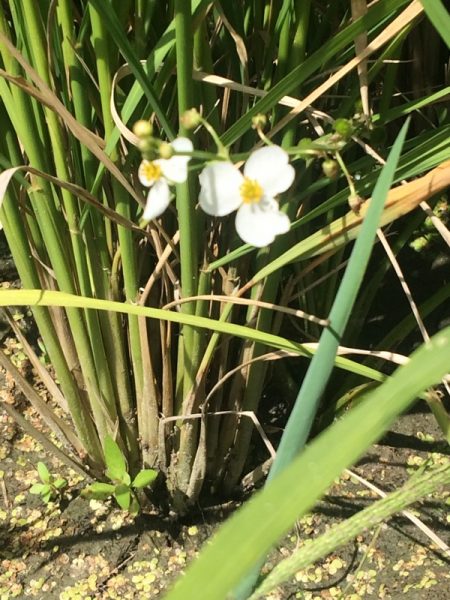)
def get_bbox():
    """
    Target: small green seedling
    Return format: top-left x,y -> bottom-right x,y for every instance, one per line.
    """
82,435 -> 157,515
29,461 -> 68,504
